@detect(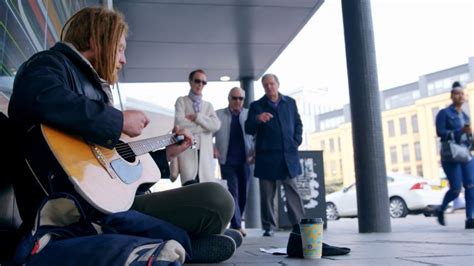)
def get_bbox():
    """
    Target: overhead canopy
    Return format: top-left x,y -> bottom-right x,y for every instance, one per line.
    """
115,0 -> 324,82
